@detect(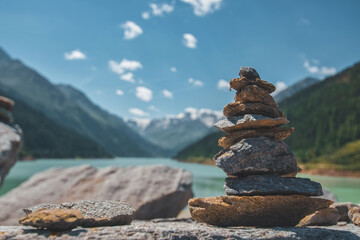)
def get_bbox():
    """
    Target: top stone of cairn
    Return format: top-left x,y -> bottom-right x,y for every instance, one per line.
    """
239,67 -> 260,80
